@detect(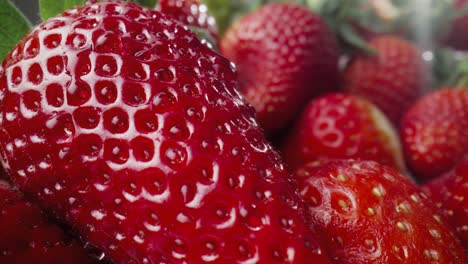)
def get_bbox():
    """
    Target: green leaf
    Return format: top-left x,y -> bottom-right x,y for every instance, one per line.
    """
0,0 -> 32,62
202,0 -> 298,37
202,0 -> 233,35
132,0 -> 158,8
189,26 -> 218,51
304,0 -> 327,12
339,23 -> 376,55
203,0 -> 277,36
39,0 -> 86,21
431,49 -> 468,88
